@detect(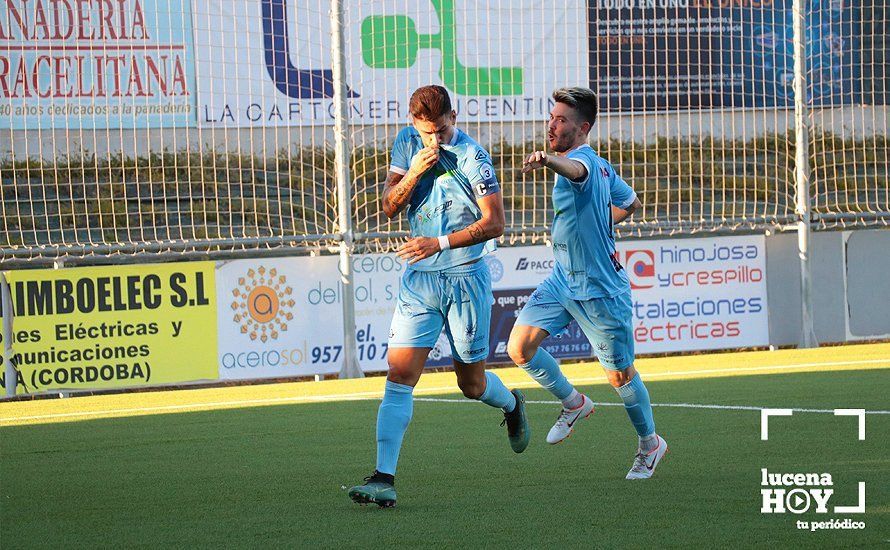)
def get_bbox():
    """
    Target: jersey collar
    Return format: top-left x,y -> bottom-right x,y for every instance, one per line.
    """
440,128 -> 461,150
